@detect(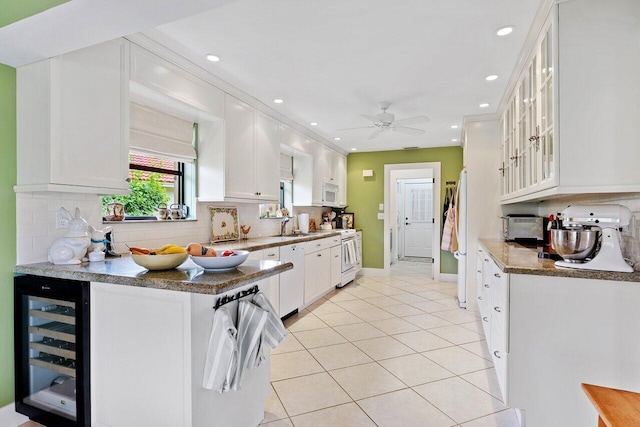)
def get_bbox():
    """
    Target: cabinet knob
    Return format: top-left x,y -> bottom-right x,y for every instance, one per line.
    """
478,296 -> 483,301
484,284 -> 489,288
477,270 -> 482,273
317,253 -> 322,257
267,253 -> 276,257
493,350 -> 501,359
494,273 -> 501,278
484,258 -> 489,262
125,178 -> 131,183
482,316 -> 489,322
334,254 -> 339,258
494,306 -> 501,313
